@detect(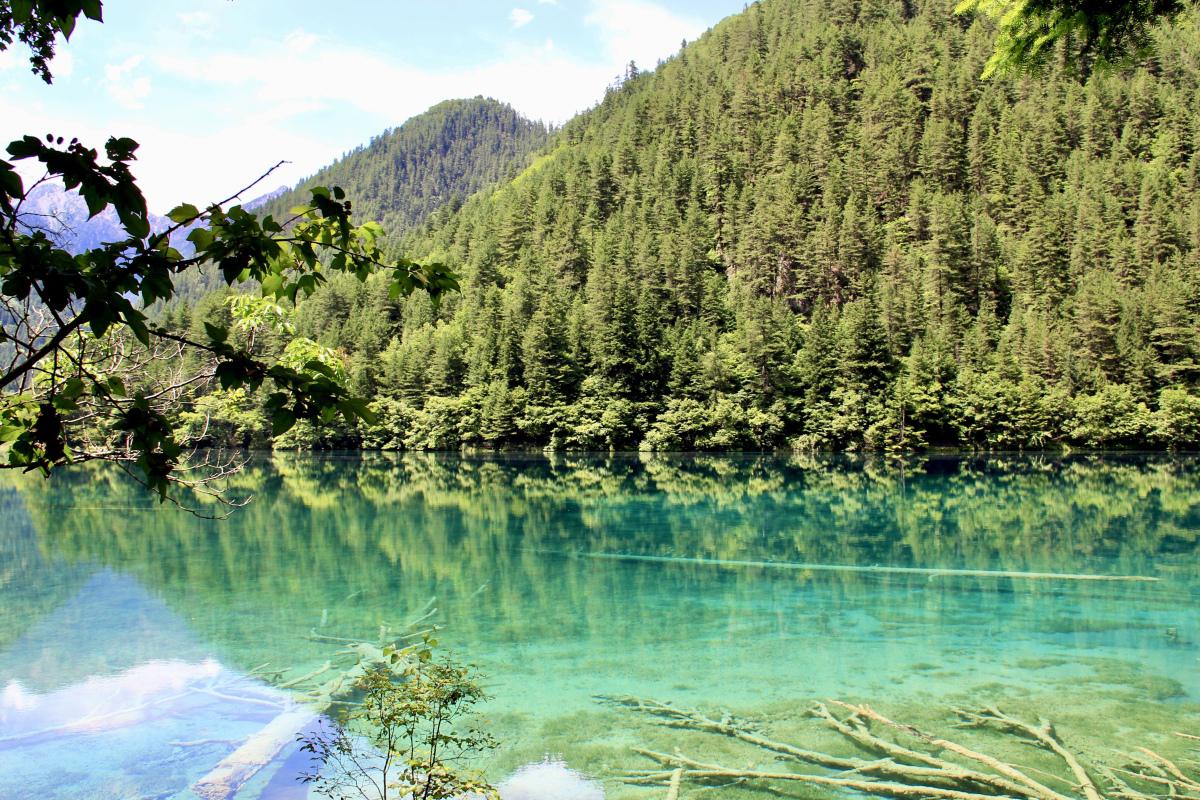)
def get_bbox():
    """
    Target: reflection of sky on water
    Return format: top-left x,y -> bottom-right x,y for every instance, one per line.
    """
0,573 -> 307,800
2,658 -> 224,737
0,455 -> 1198,799
0,550 -> 613,799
